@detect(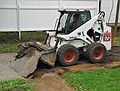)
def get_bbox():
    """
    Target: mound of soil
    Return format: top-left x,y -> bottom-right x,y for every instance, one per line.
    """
28,73 -> 75,91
